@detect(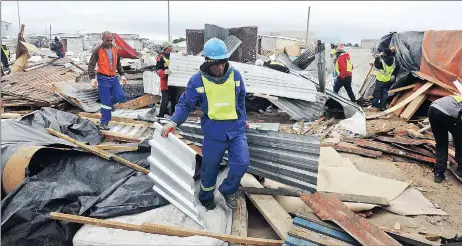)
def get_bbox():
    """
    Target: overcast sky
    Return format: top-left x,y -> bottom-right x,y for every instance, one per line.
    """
1,1 -> 461,43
